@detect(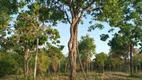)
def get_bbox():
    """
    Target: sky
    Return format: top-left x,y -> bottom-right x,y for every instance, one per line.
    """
55,19 -> 119,56
13,3 -> 120,56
